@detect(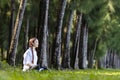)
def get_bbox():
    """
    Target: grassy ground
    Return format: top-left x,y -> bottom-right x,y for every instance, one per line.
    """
0,68 -> 120,80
